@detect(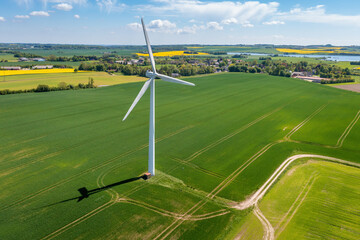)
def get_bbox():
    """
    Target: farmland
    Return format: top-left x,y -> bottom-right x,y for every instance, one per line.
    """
0,68 -> 78,76
137,51 -> 209,57
237,160 -> 360,239
0,72 -> 146,90
0,72 -> 359,239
